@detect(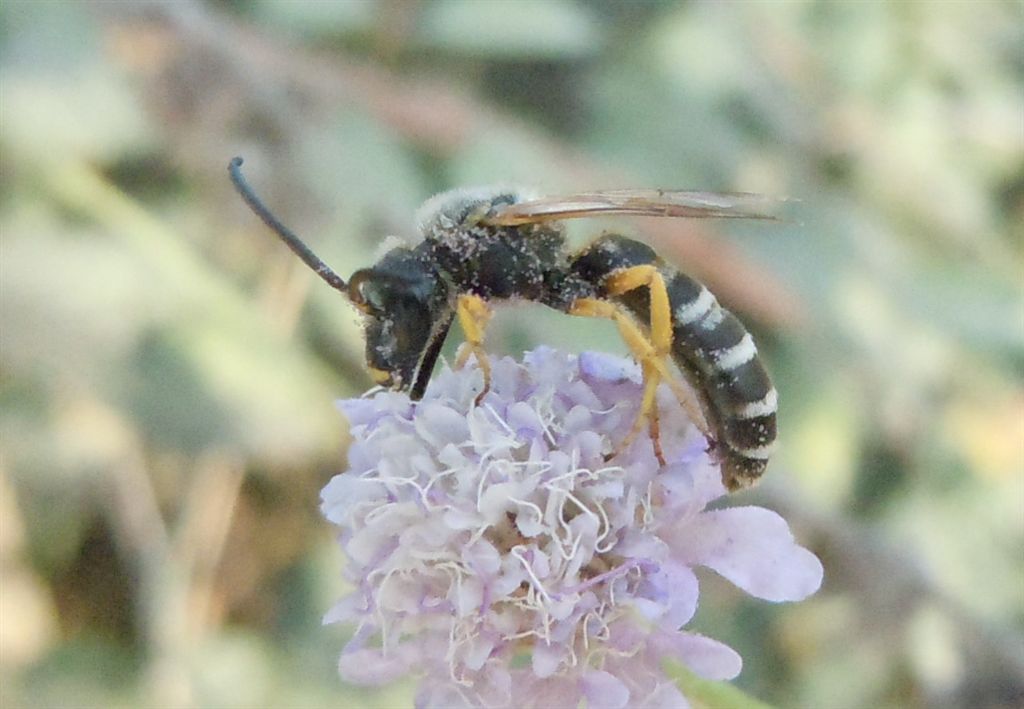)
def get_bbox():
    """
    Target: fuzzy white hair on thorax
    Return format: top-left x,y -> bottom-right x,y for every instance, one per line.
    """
415,185 -> 540,235
372,234 -> 410,260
